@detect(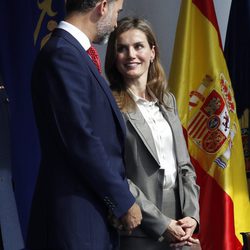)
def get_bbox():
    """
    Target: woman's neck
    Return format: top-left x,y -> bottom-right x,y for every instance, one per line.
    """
126,78 -> 149,100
